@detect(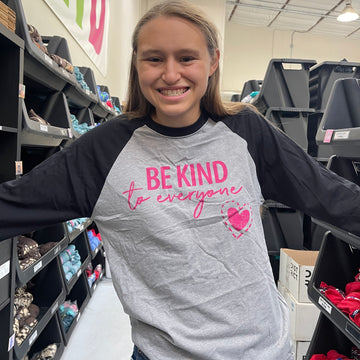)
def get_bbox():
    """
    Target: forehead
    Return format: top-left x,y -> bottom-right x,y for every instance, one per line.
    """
137,15 -> 208,52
